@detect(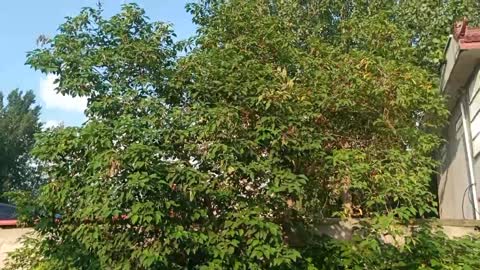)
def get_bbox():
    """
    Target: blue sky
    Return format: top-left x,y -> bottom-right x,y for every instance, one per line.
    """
0,0 -> 196,127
